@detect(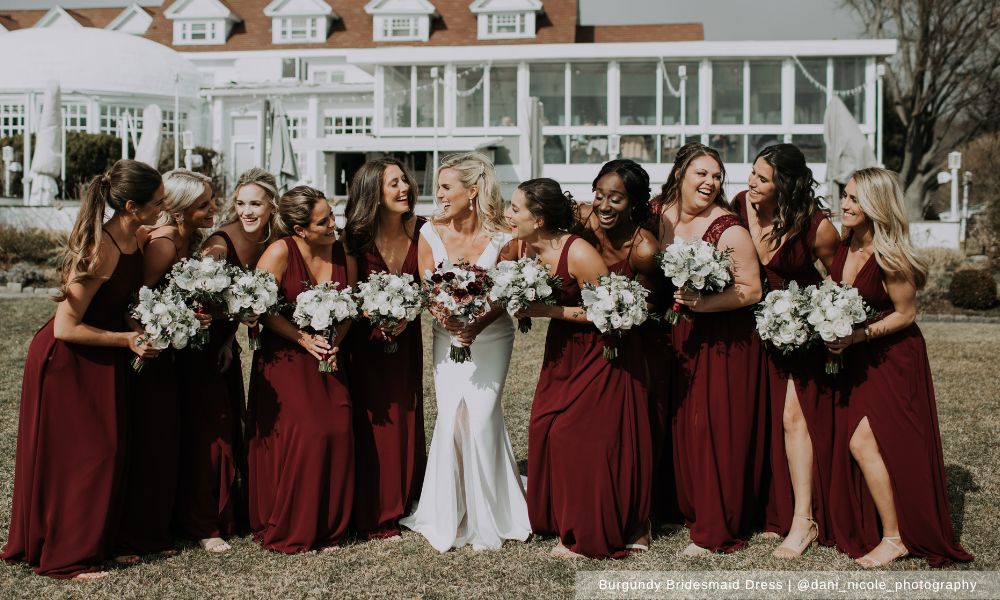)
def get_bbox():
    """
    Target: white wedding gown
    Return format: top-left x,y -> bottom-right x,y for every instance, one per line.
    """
399,222 -> 531,552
